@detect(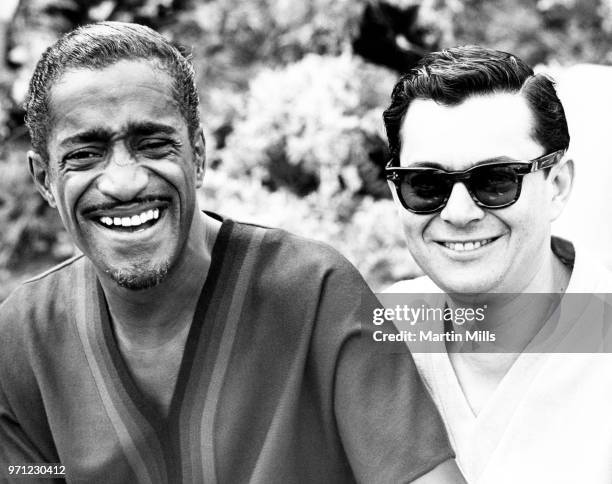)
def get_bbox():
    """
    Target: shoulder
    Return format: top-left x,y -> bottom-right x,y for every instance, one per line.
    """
7,253 -> 86,301
231,219 -> 362,283
22,253 -> 86,285
564,240 -> 612,292
0,255 -> 88,399
384,275 -> 443,293
0,255 -> 87,338
227,220 -> 377,331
